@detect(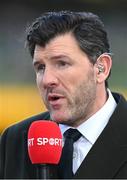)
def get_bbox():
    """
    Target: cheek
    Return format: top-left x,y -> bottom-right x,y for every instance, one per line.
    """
36,76 -> 45,99
36,74 -> 42,88
60,71 -> 81,88
36,75 -> 47,99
